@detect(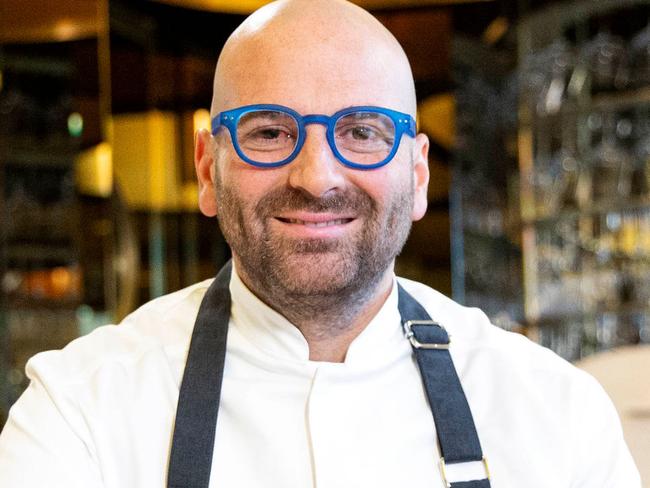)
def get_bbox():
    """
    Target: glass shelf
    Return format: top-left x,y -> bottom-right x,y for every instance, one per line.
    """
524,197 -> 650,226
516,0 -> 650,361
